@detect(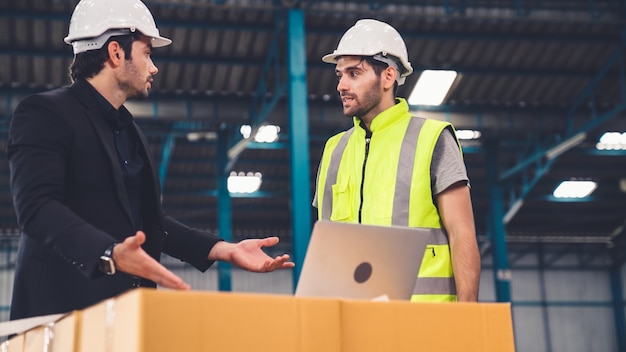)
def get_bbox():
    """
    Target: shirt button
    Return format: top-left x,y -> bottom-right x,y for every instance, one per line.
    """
114,130 -> 120,134
124,160 -> 129,164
